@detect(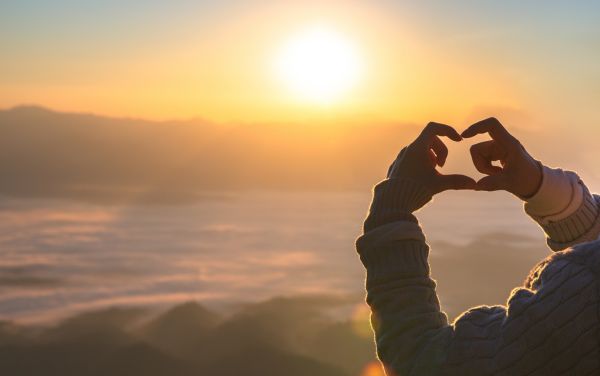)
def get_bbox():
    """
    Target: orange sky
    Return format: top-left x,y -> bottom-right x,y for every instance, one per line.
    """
2,1 -> 599,128
1,0 -> 600,328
